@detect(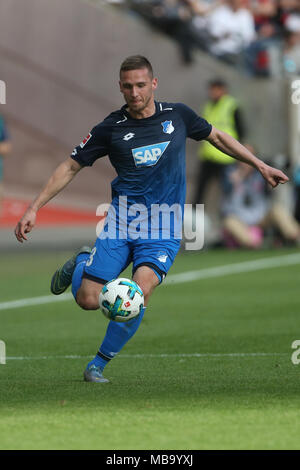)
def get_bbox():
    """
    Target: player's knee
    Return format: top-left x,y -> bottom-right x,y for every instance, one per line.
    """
76,290 -> 99,311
